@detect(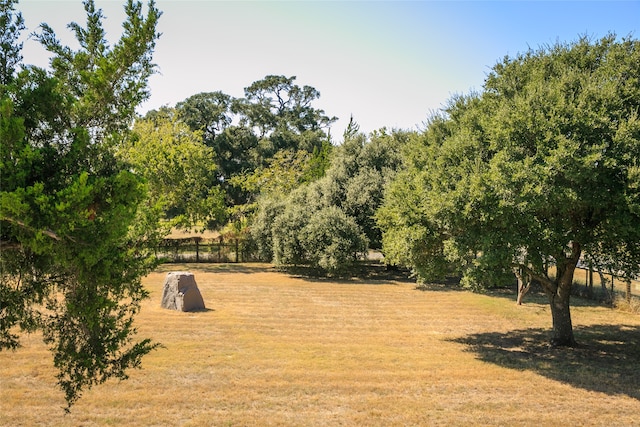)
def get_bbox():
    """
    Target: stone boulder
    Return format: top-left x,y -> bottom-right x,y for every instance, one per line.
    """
160,272 -> 205,312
